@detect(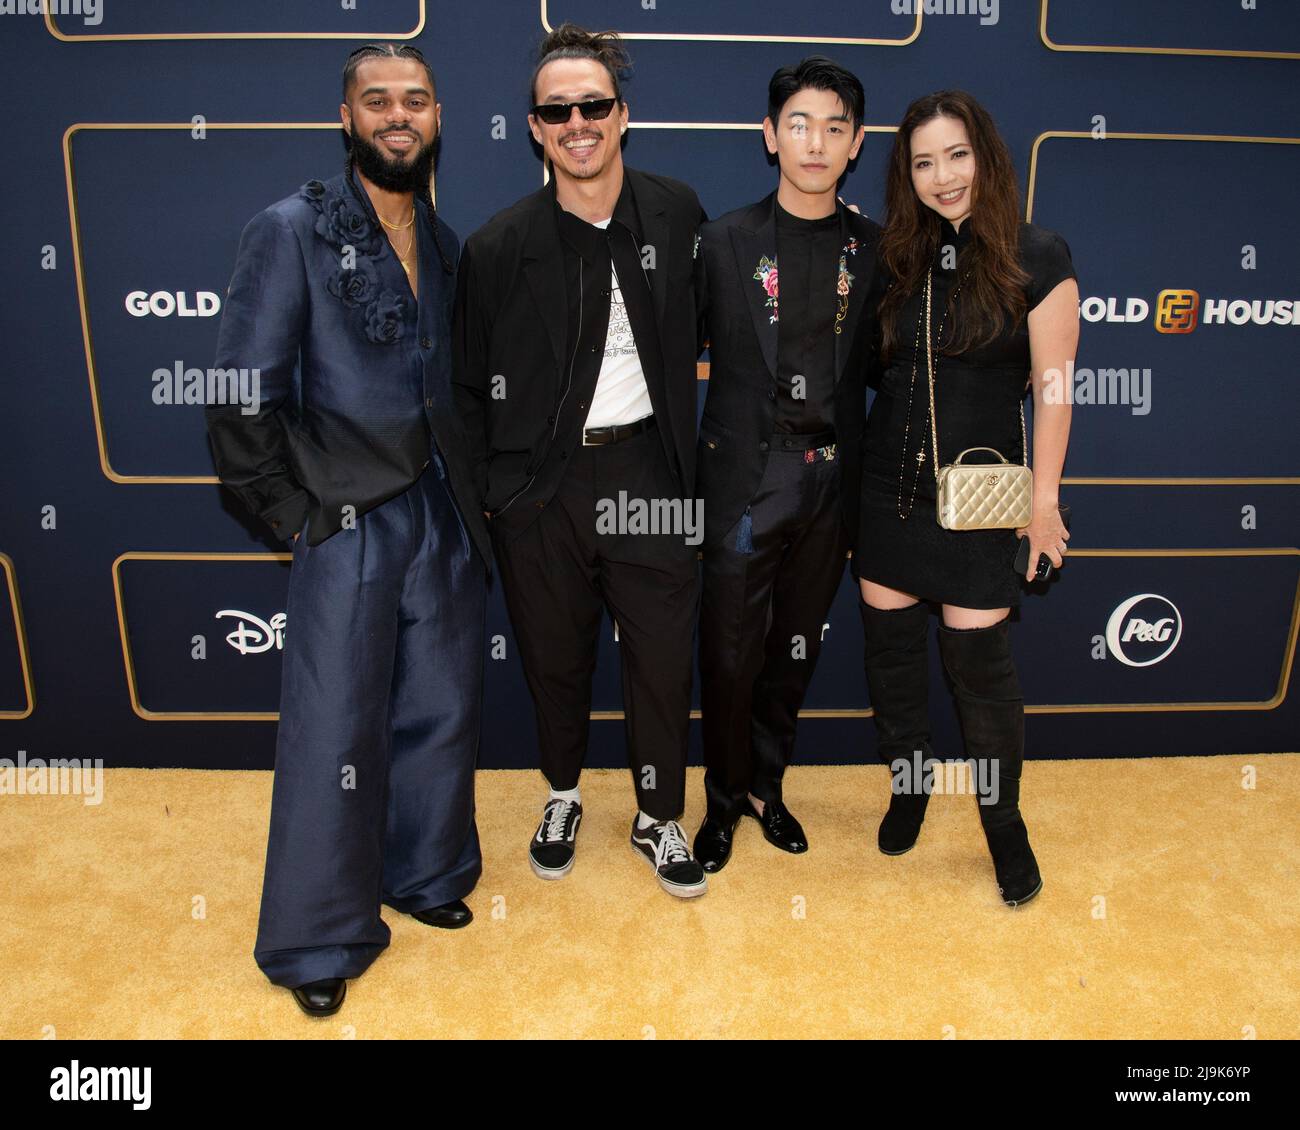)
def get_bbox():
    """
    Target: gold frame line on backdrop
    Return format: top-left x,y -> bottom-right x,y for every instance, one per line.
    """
45,1 -> 426,41
110,549 -> 1299,720
0,554 -> 36,720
